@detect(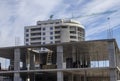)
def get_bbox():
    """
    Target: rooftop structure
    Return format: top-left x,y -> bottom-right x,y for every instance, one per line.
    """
0,39 -> 119,81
